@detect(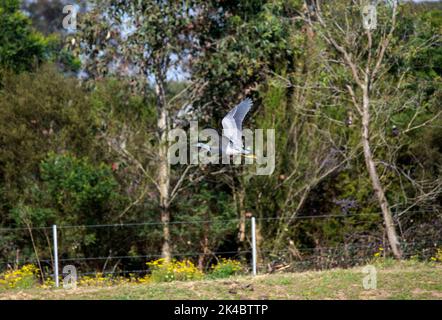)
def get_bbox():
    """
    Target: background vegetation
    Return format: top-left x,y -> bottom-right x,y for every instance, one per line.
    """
0,0 -> 441,280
